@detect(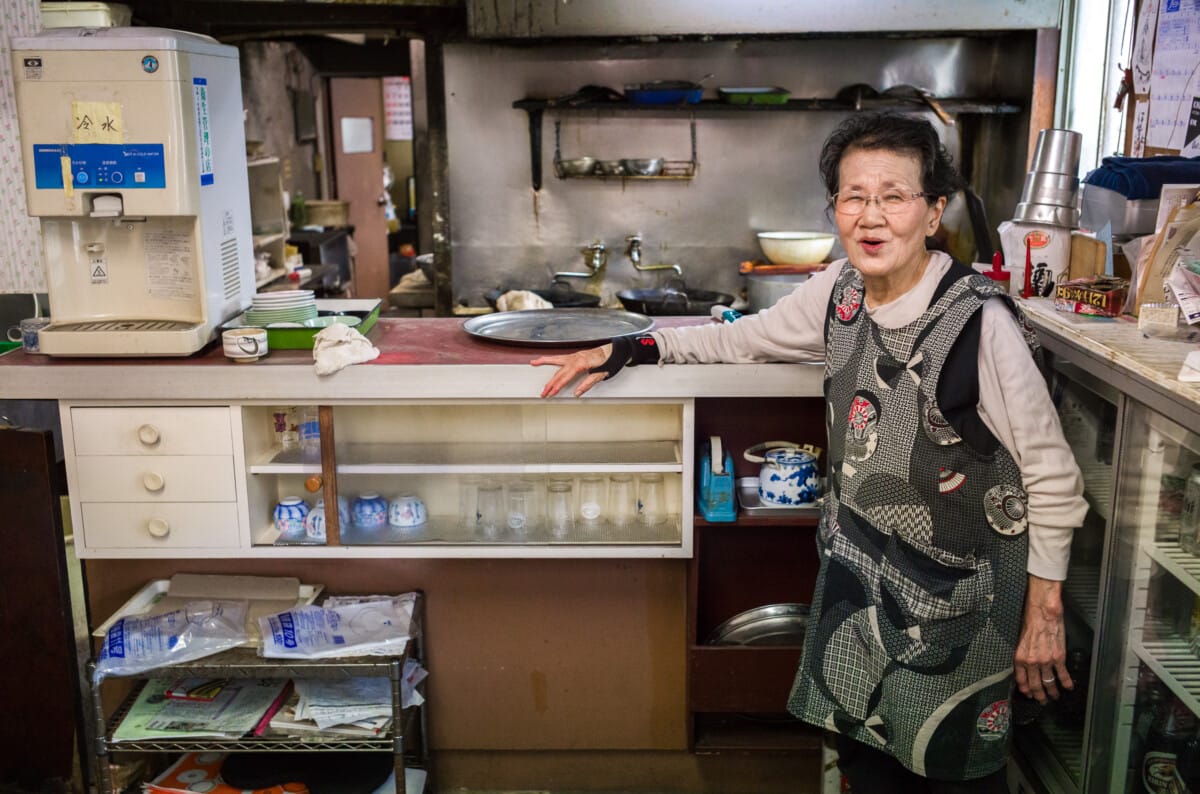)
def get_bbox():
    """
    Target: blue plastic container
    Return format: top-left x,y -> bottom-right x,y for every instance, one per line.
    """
625,81 -> 702,105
